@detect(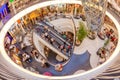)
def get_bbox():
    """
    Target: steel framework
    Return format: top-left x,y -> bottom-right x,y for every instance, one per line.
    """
82,0 -> 107,31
